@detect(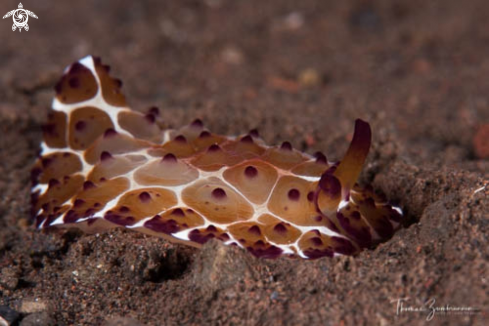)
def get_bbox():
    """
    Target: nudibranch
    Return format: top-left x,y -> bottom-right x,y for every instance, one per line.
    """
31,56 -> 403,259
